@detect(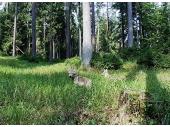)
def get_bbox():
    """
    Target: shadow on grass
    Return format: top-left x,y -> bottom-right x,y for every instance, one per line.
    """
125,65 -> 141,81
0,56 -> 61,69
125,64 -> 170,125
0,69 -> 99,125
144,70 -> 170,124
